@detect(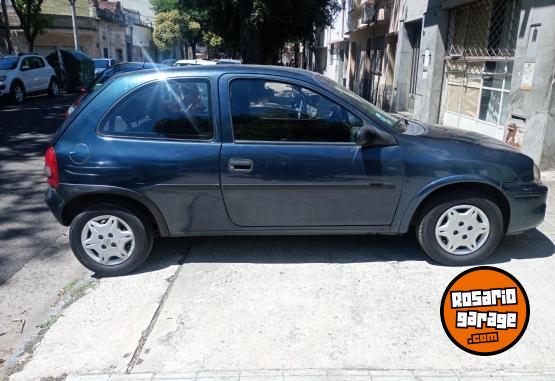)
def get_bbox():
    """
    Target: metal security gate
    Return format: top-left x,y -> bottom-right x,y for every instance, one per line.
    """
440,0 -> 520,140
